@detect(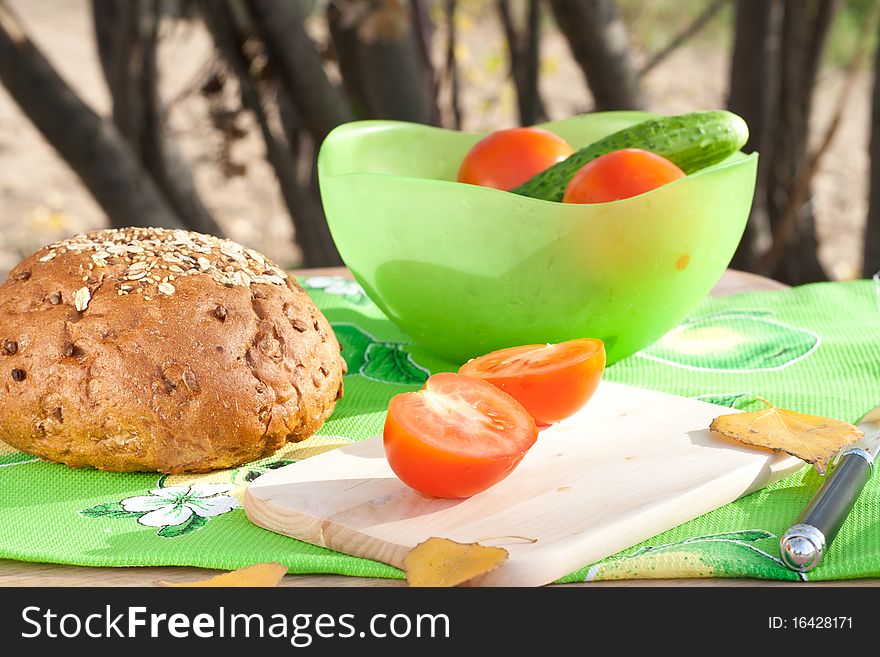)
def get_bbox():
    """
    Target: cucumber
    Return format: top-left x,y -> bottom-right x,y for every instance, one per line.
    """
511,110 -> 749,202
